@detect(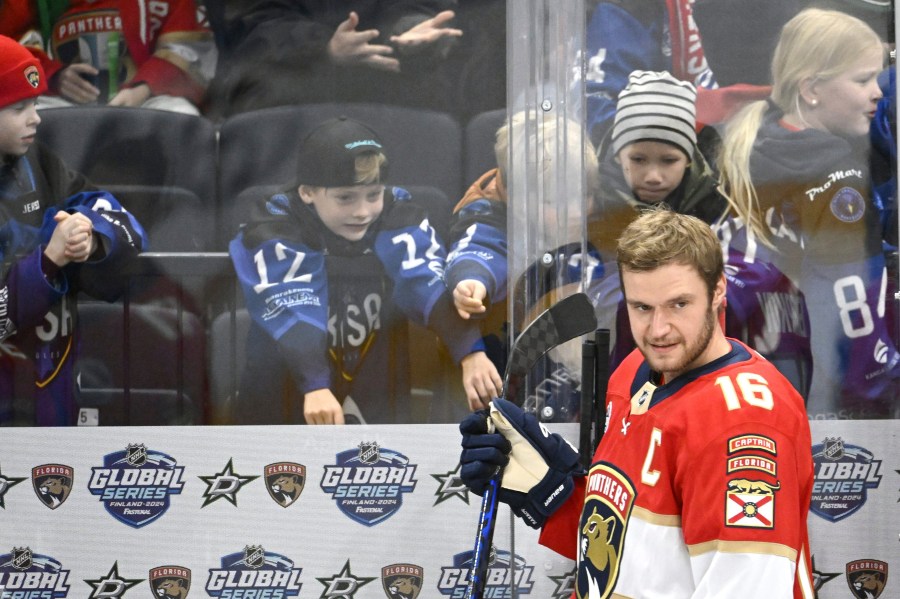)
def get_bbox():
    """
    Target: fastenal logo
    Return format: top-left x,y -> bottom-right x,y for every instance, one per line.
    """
88,444 -> 186,528
438,548 -> 535,597
320,442 -> 417,526
149,566 -> 191,599
31,464 -> 73,510
811,437 -> 883,522
84,562 -> 143,598
0,547 -> 71,598
205,545 -> 303,598
198,459 -> 259,508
